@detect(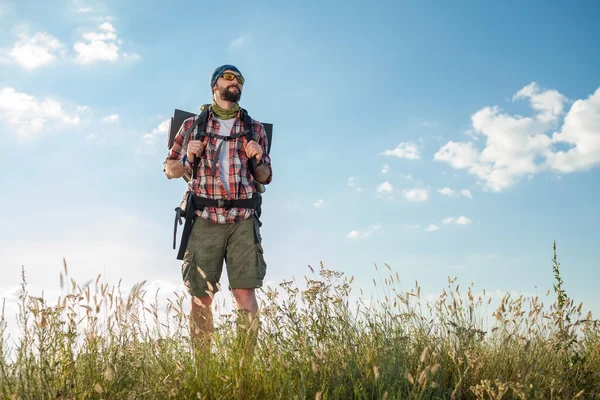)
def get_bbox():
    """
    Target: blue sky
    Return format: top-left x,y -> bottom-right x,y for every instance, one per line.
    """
1,0 -> 599,333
